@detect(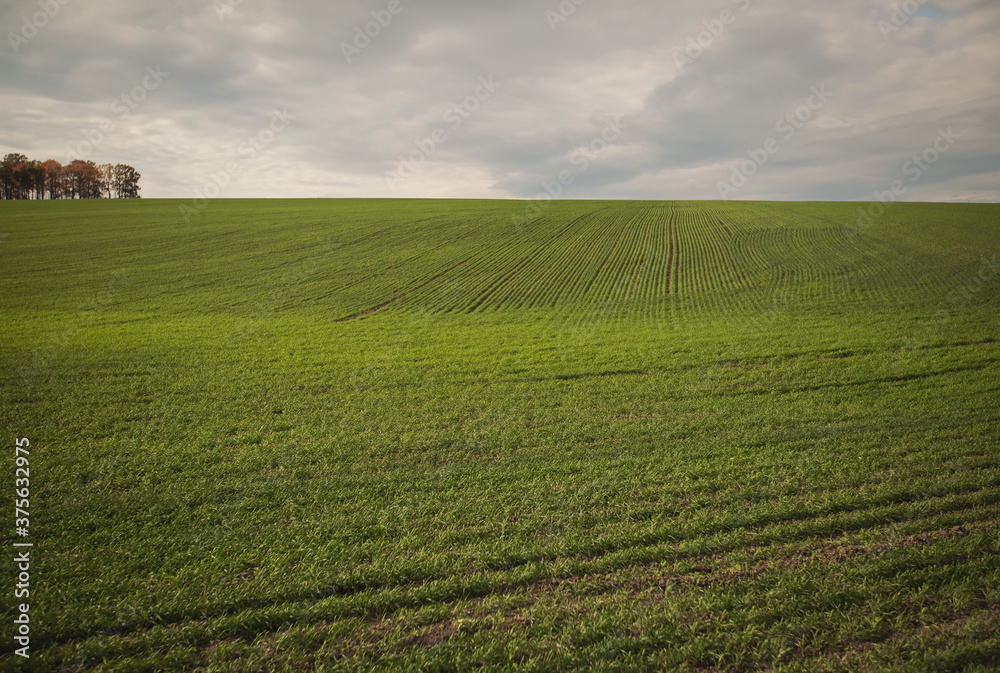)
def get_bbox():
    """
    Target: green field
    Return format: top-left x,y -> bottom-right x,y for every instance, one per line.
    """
2,198 -> 999,672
